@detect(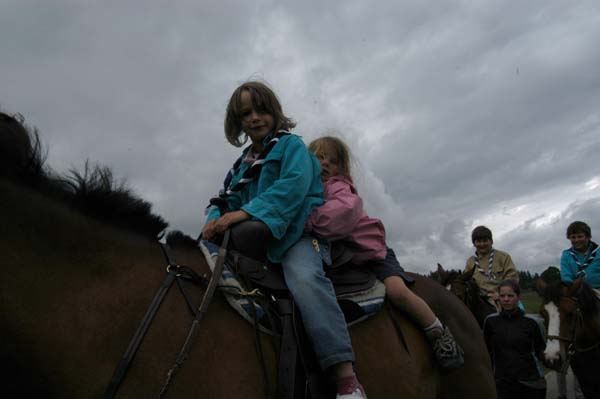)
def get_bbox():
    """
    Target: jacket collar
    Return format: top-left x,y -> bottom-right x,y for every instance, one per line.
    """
500,307 -> 524,319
